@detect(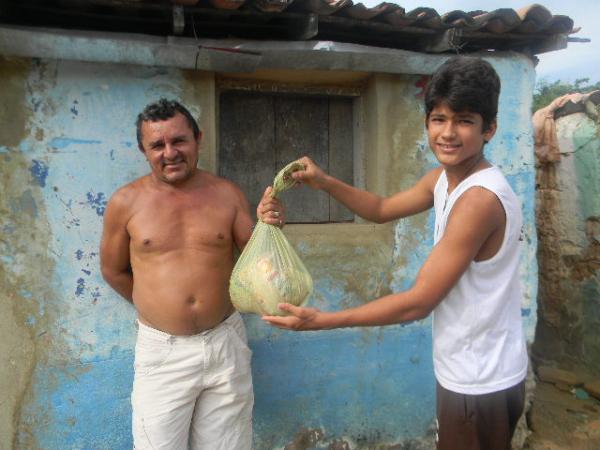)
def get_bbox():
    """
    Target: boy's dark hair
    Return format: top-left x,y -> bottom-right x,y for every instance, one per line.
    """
135,98 -> 201,152
424,56 -> 501,131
